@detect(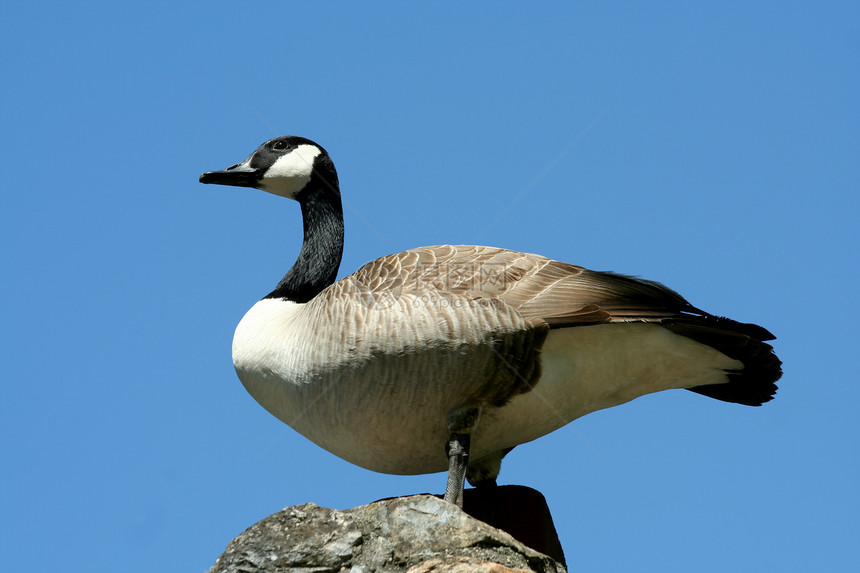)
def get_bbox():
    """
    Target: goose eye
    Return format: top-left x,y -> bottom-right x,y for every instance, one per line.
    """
272,140 -> 287,151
